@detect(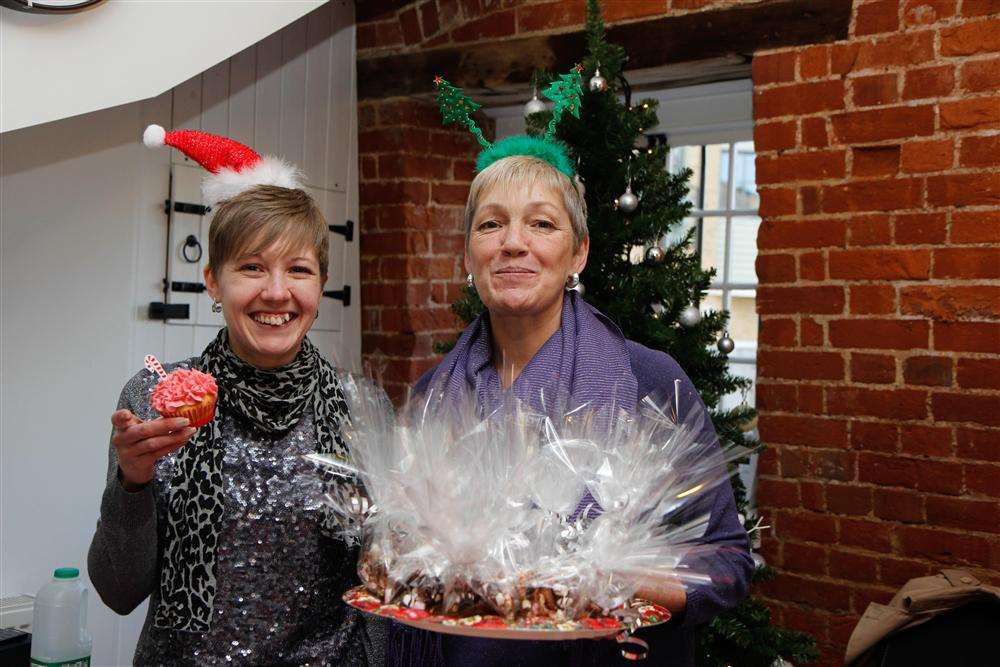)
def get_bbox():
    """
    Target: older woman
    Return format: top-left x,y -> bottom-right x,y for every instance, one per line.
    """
390,154 -> 753,666
88,129 -> 381,665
